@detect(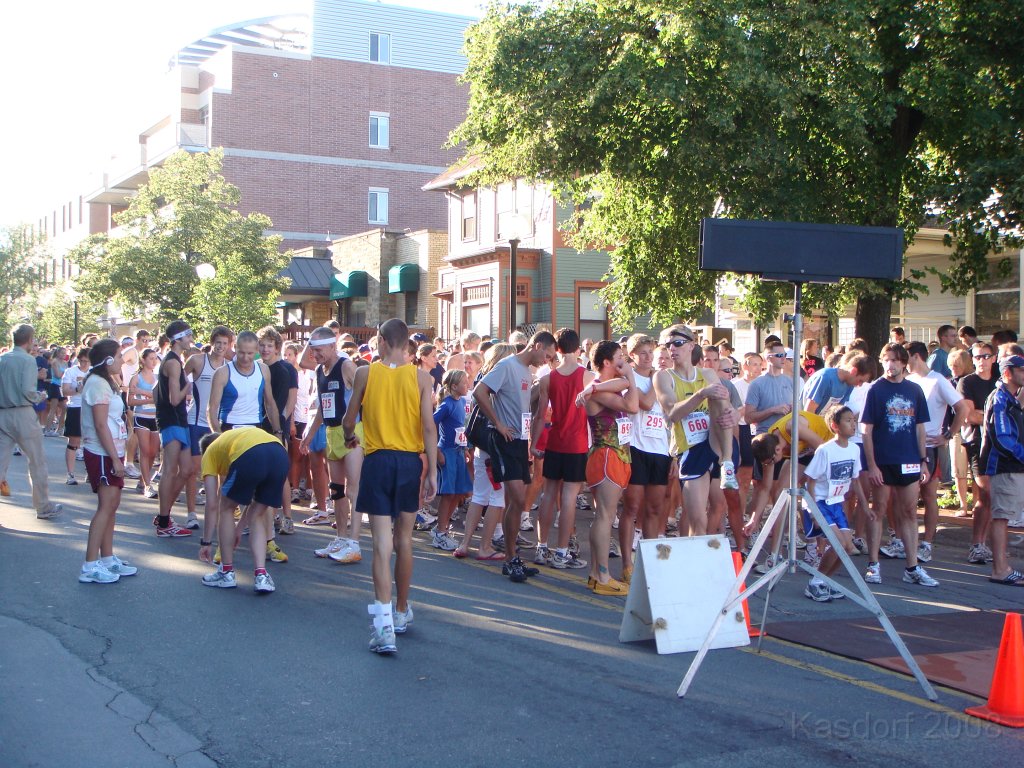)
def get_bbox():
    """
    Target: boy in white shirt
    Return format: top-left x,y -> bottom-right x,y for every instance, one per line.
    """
802,405 -> 874,602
